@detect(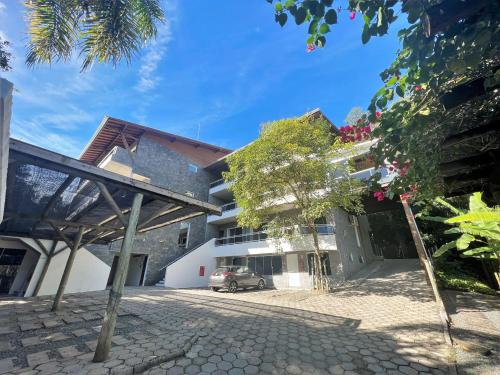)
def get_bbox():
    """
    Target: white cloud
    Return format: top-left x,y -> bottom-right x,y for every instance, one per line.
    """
0,2 -> 5,13
11,118 -> 84,157
135,21 -> 173,93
